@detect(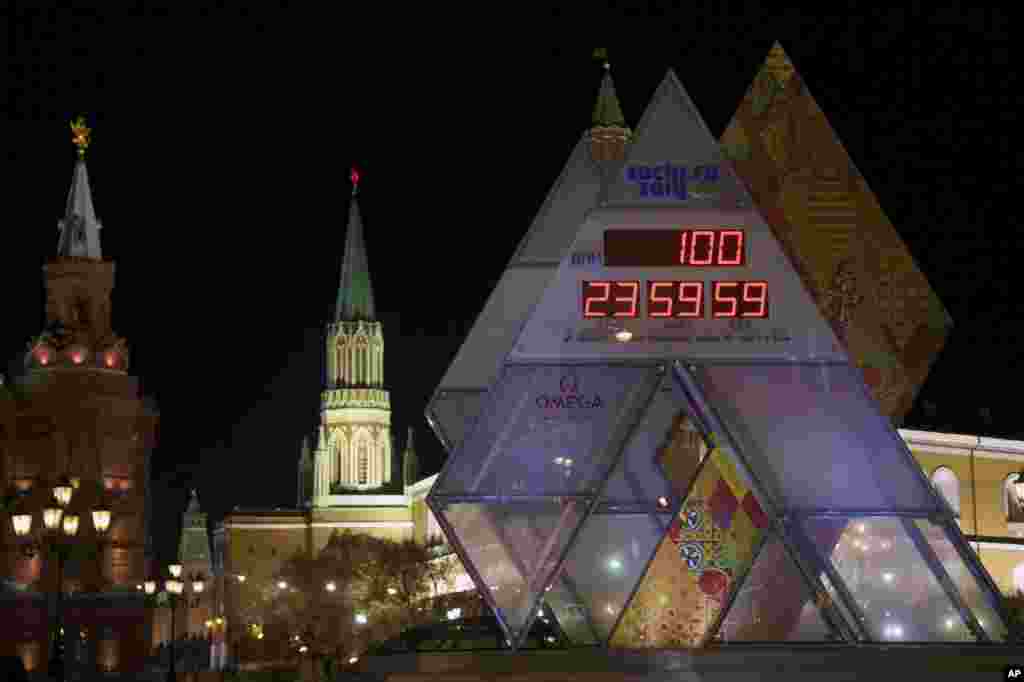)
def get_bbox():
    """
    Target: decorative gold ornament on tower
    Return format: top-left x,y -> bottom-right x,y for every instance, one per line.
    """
71,115 -> 91,159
